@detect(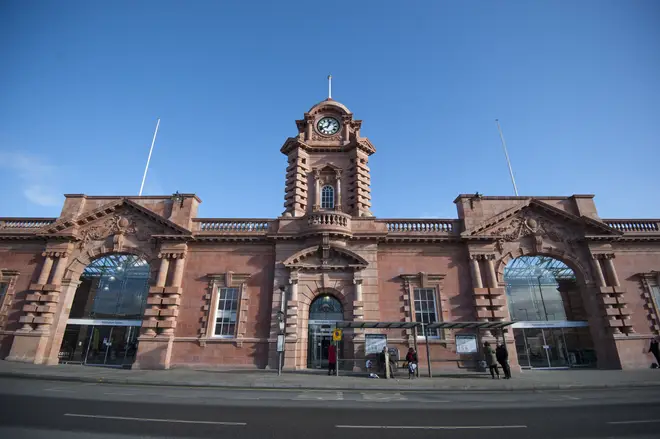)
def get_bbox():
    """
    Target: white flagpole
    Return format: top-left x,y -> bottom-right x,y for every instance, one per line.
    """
139,118 -> 160,196
495,119 -> 519,196
328,74 -> 332,99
